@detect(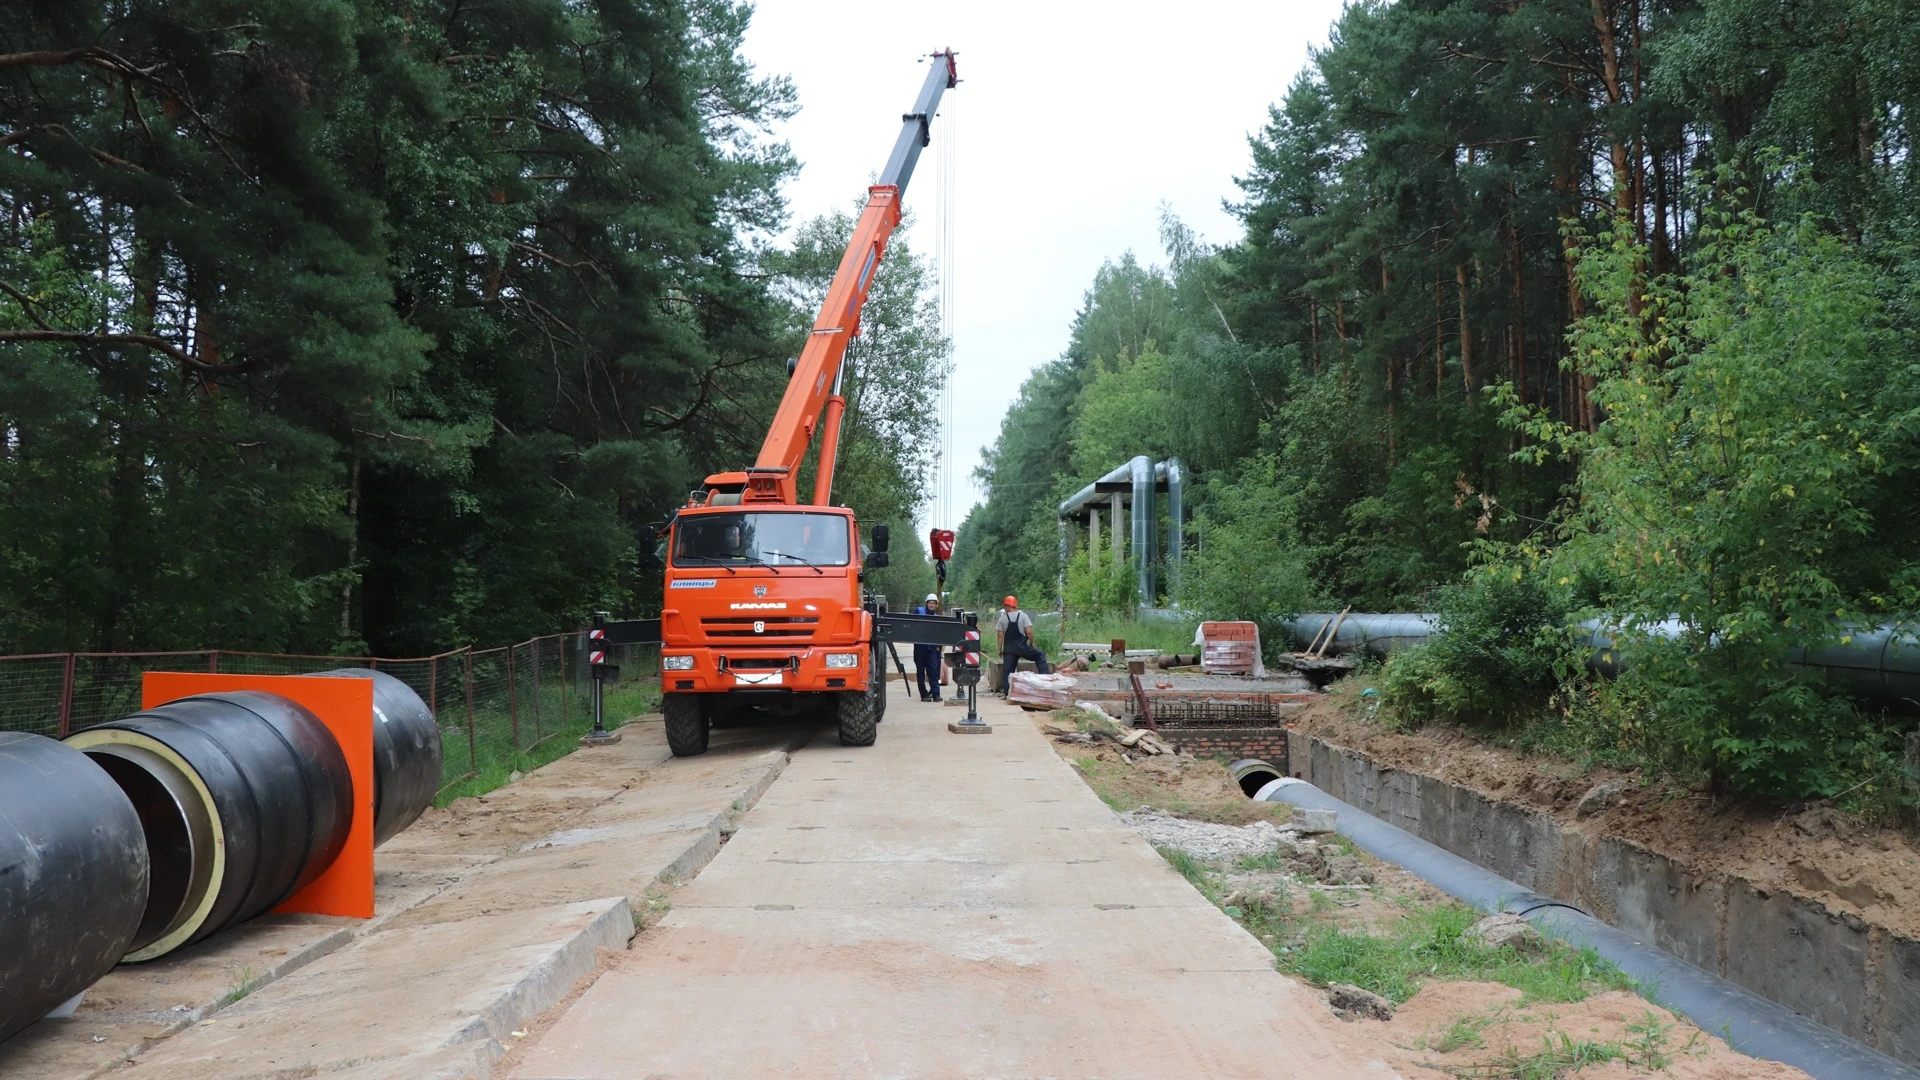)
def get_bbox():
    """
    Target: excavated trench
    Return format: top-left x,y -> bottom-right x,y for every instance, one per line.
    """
1281,729 -> 1920,1070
